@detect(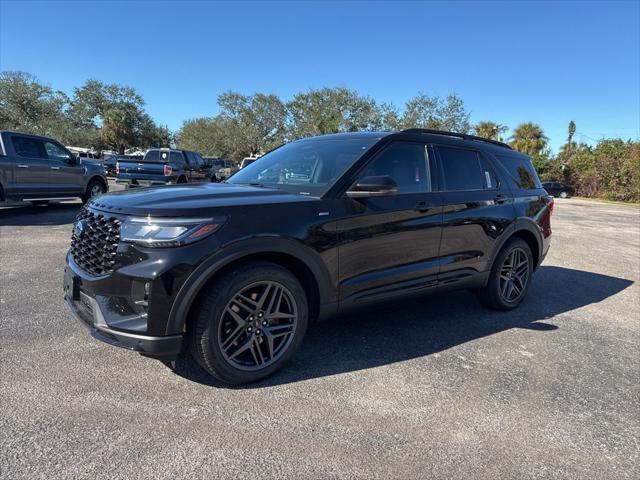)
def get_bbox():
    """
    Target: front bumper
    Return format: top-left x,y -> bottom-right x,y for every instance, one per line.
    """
63,260 -> 184,359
